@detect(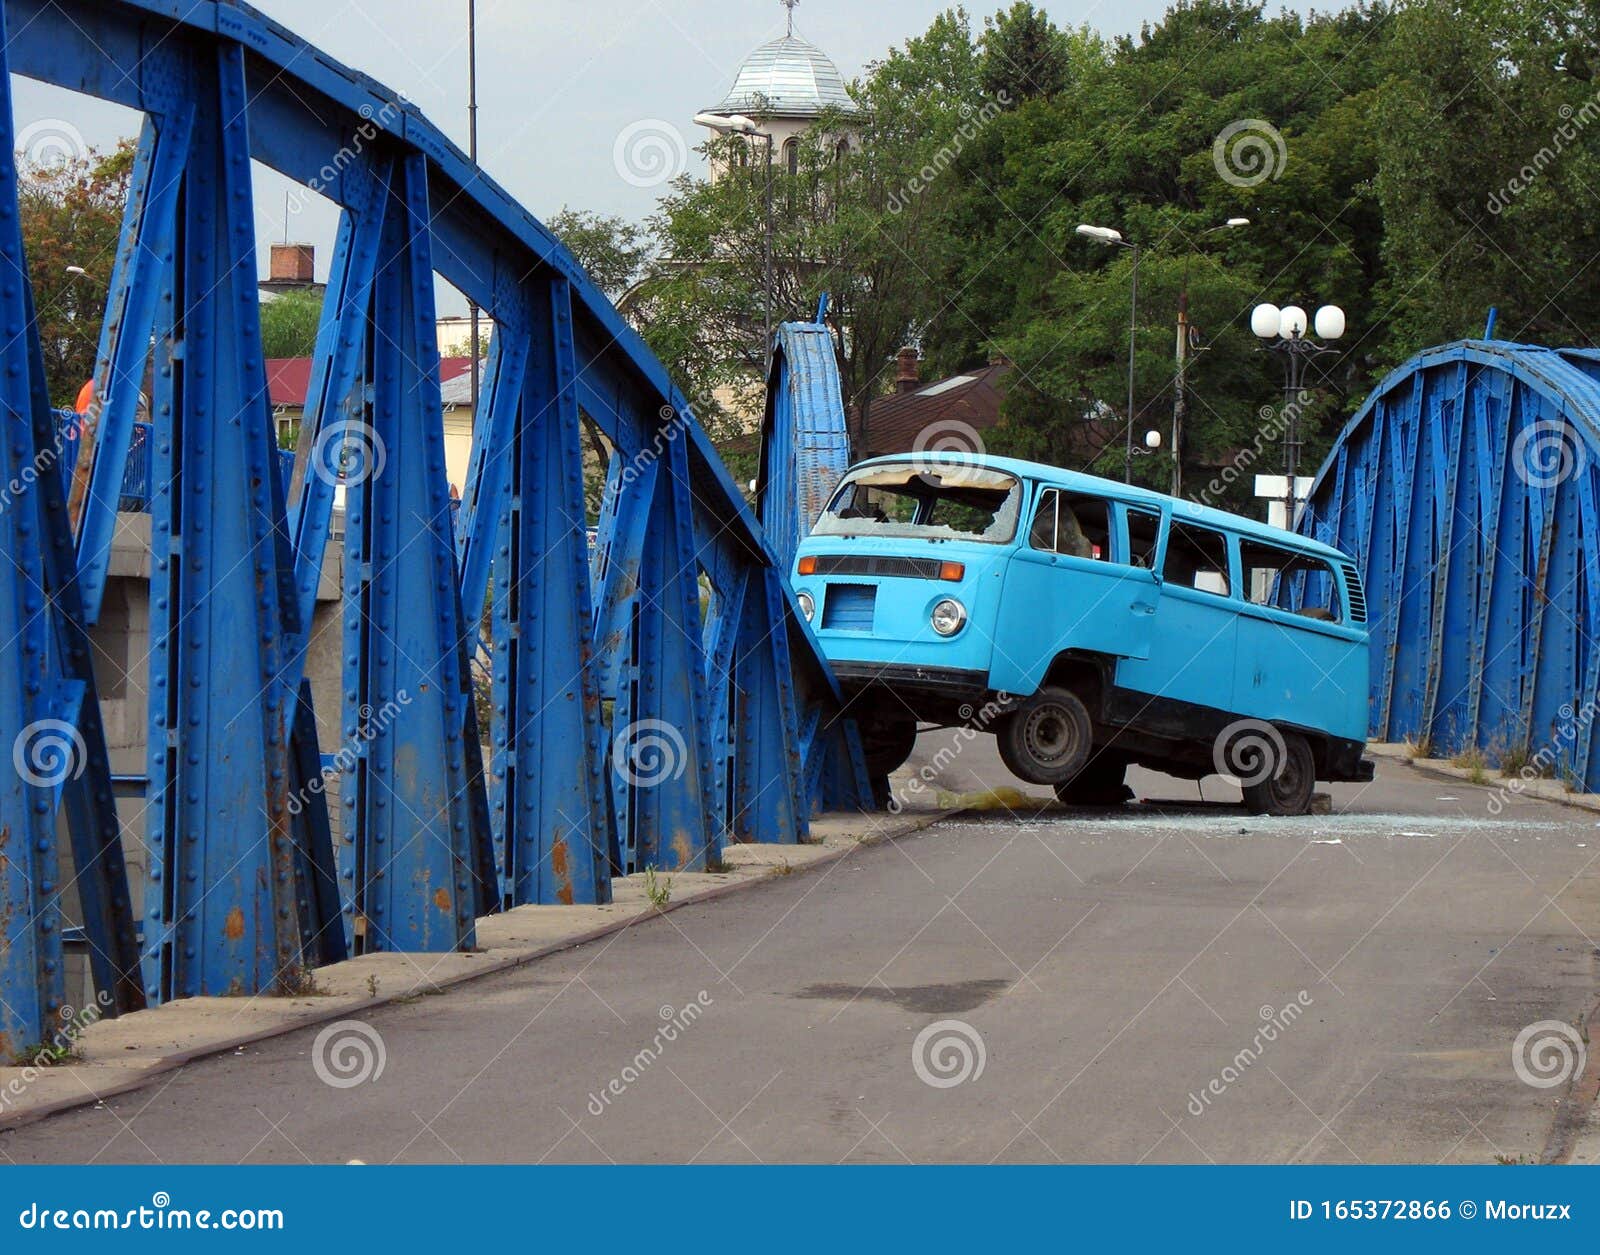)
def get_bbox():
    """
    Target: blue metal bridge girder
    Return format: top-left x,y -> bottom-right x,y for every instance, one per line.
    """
340,153 -> 489,954
1301,339 -> 1600,788
1,0 -> 873,1029
493,276 -> 613,905
143,41 -> 302,999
